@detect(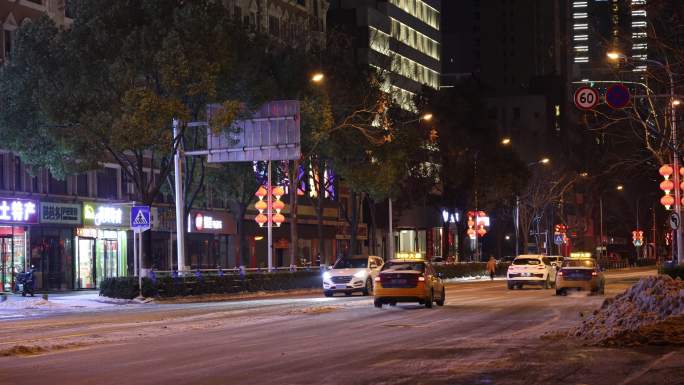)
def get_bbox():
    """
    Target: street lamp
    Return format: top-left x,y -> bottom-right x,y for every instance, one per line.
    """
514,158 -> 552,256
311,72 -> 324,83
607,51 -> 682,264
501,137 -> 511,145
